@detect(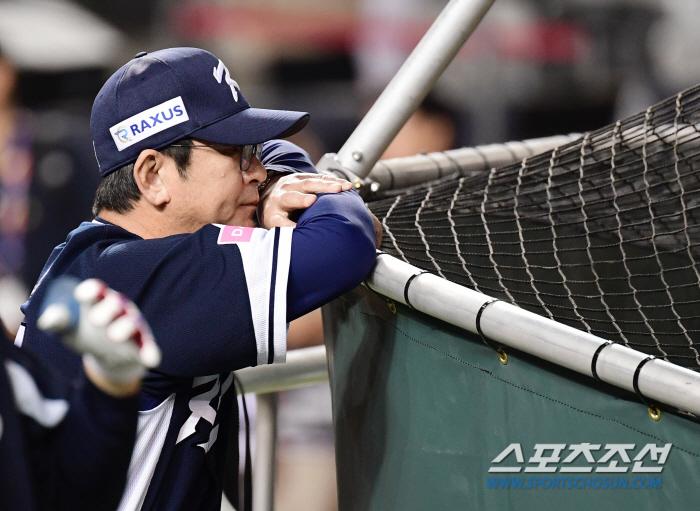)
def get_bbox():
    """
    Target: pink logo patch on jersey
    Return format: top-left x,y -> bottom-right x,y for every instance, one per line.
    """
218,225 -> 254,244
